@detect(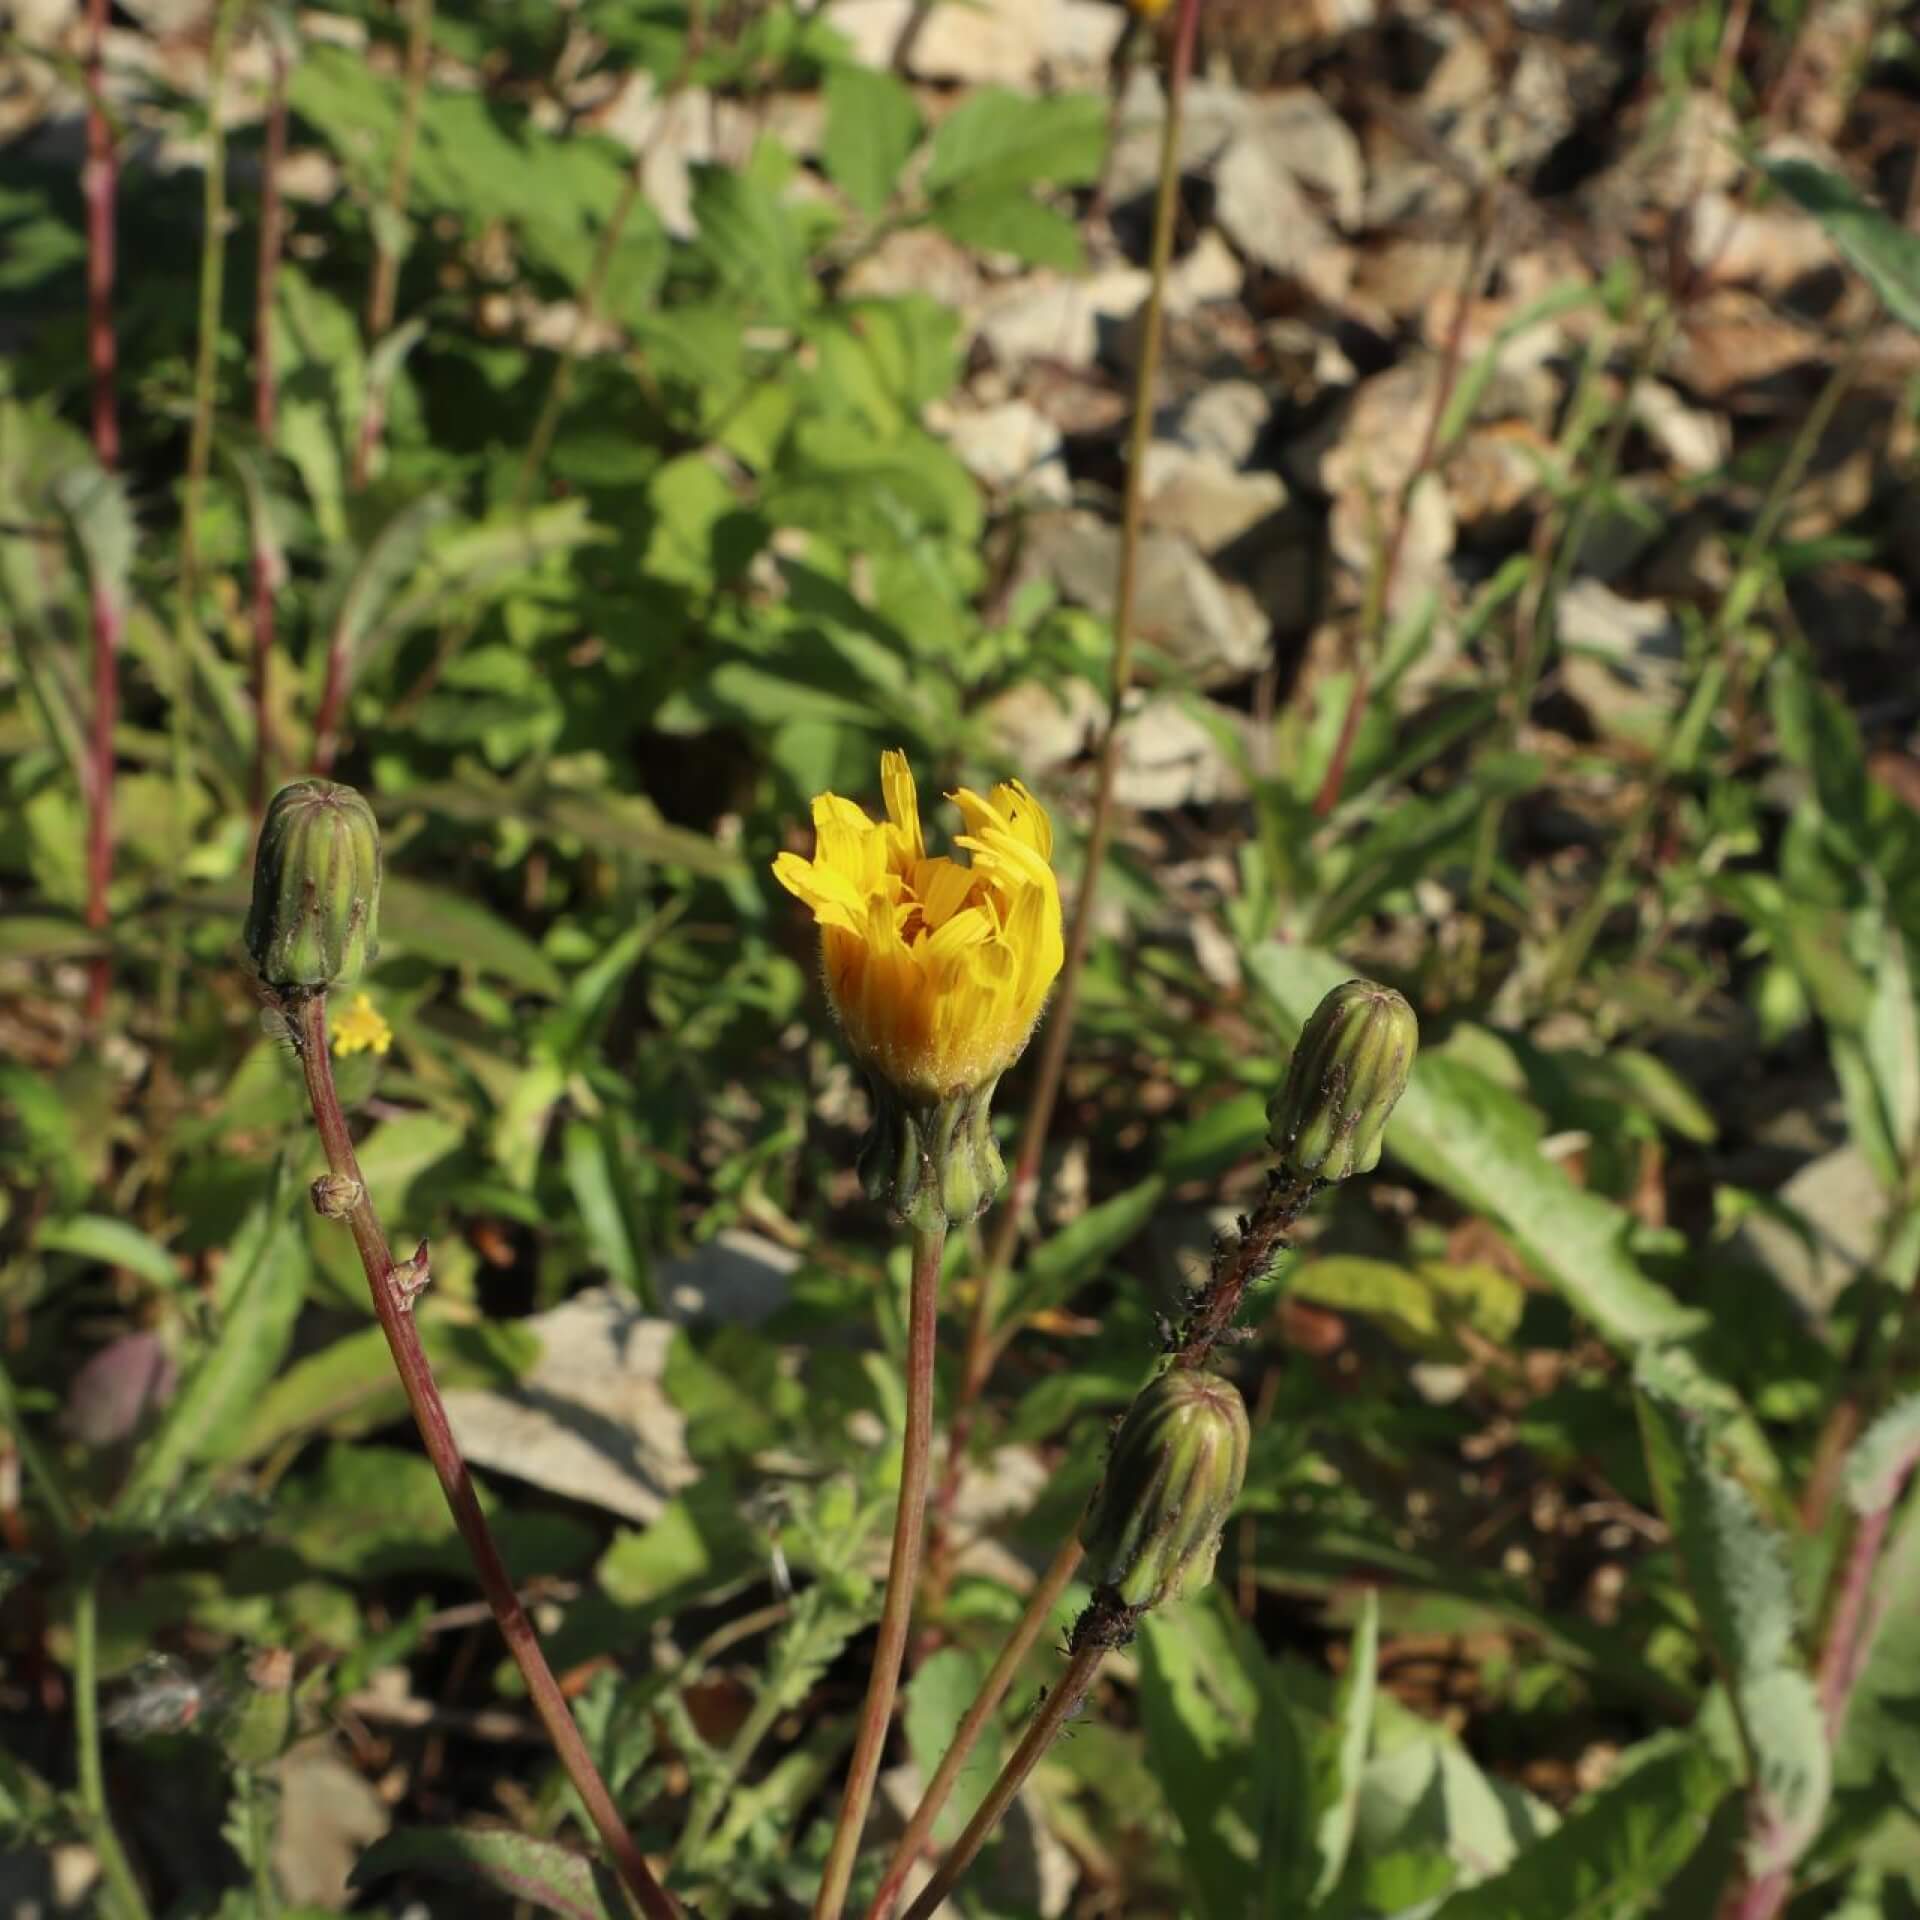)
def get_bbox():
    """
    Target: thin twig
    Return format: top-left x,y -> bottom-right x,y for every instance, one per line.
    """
923,0 -> 1202,1621
867,1531 -> 1084,1920
350,0 -> 433,493
250,41 -> 289,815
81,0 -> 118,1023
290,991 -> 682,1920
814,1221 -> 946,1920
